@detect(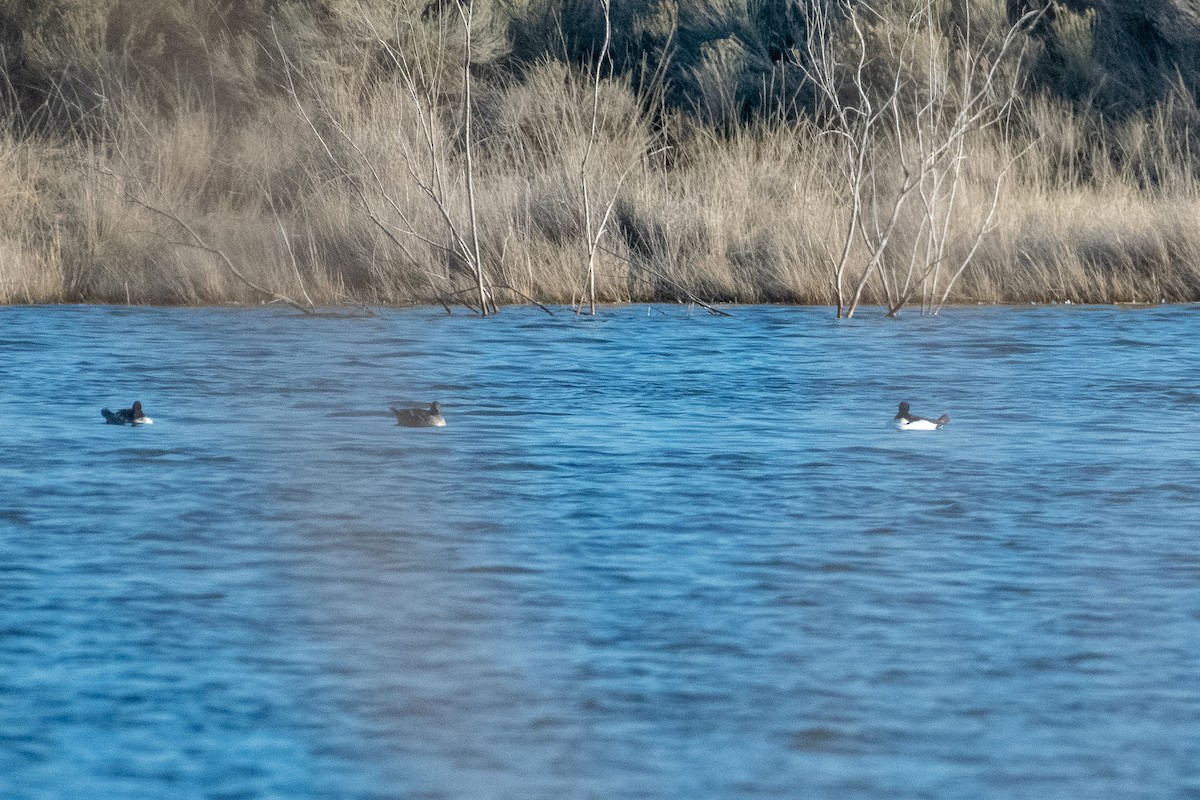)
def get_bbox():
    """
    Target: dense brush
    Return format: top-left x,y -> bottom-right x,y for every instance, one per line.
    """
2,0 -> 1200,309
